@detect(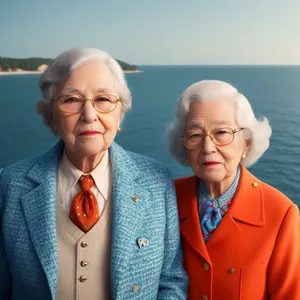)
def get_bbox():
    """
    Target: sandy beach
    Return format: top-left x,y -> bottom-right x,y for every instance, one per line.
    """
0,71 -> 42,76
124,70 -> 143,73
